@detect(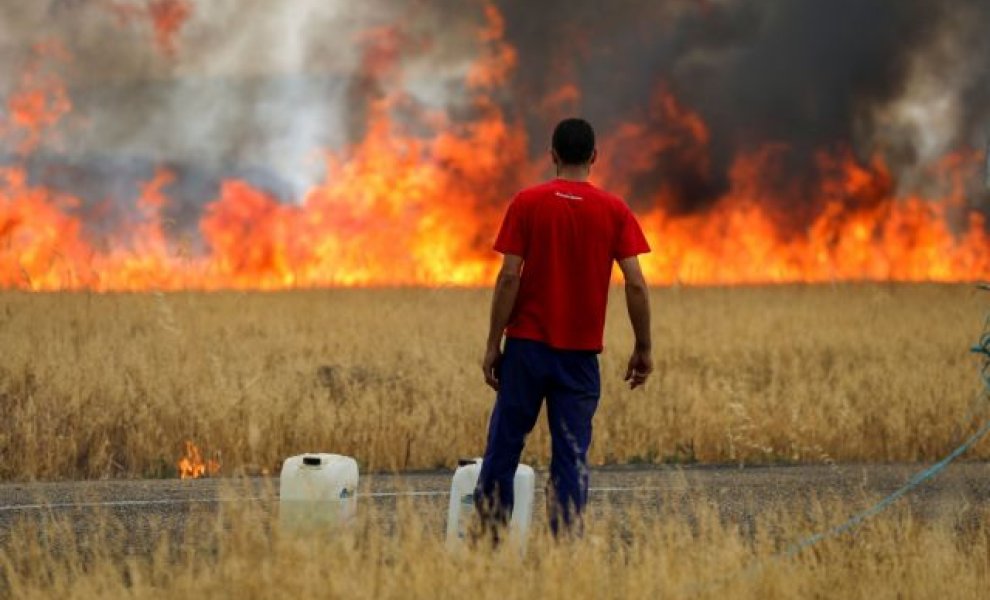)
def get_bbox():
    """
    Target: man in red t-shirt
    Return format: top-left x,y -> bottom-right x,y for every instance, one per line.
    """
475,117 -> 653,537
